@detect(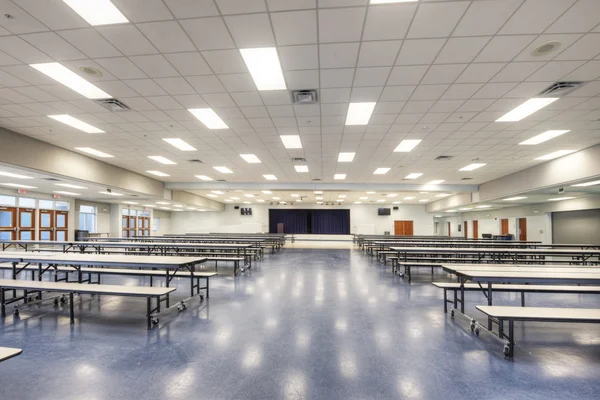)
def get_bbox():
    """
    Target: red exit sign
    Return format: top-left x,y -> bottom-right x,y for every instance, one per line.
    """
17,189 -> 26,195
53,194 -> 61,199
